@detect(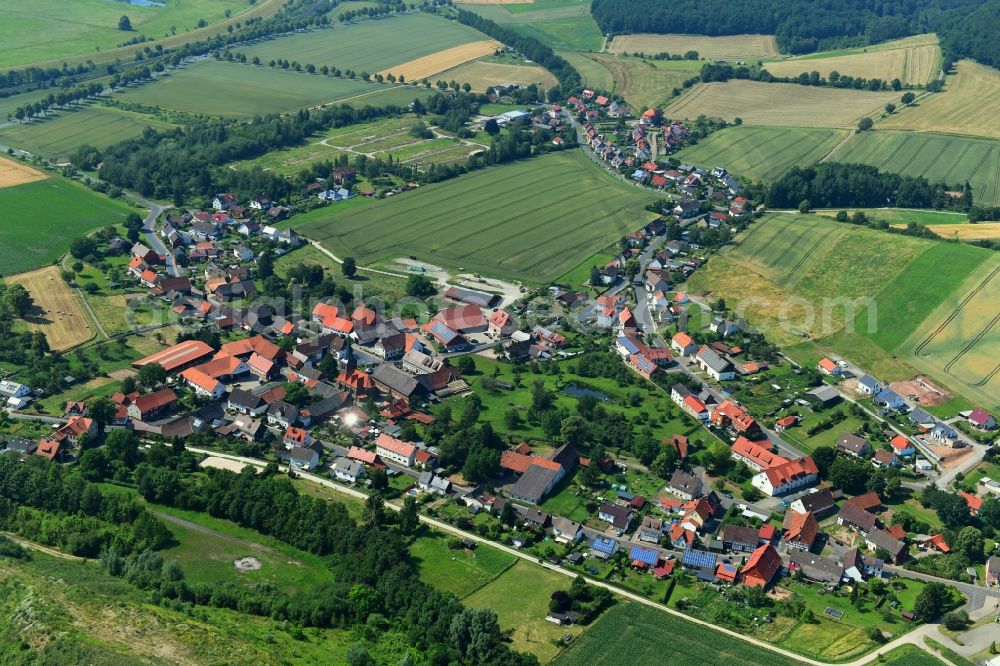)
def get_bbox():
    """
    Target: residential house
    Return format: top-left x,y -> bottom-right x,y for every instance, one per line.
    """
968,408 -> 997,431
212,193 -> 236,210
551,517 -> 583,543
751,457 -> 818,496
373,333 -> 406,360
837,433 -> 872,458
288,446 -> 319,471
418,472 -> 451,495
788,552 -> 843,585
846,491 -> 882,513
817,358 -> 841,376
790,490 -> 837,518
125,388 -> 177,421
842,547 -> 883,582
332,457 -> 364,483
638,516 -> 663,543
782,511 -> 819,551
590,536 -> 619,560
227,388 -> 269,415
961,491 -> 984,516
267,401 -> 299,428
671,332 -> 698,357
695,346 -> 735,381
930,422 -> 959,445
741,544 -> 782,588
857,375 -> 883,396
890,435 -> 916,458
375,433 -> 417,467
731,437 -> 787,472
872,450 -> 899,468
720,524 -> 758,553
875,389 -> 906,412
597,502 -> 633,535
986,556 -> 1000,587
865,529 -> 907,563
36,439 -> 64,462
667,469 -> 703,501
372,364 -> 424,401
283,426 -> 313,449
837,504 -> 878,536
